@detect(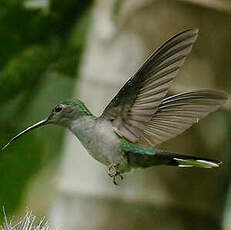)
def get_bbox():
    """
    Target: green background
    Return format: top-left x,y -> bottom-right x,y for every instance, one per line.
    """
0,0 -> 92,218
